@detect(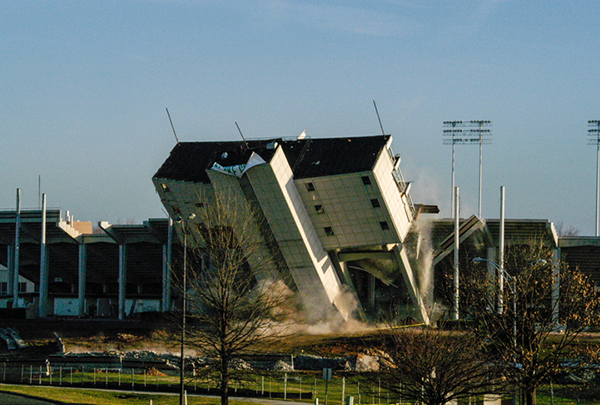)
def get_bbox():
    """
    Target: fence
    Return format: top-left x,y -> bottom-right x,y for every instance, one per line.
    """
0,361 -> 406,404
